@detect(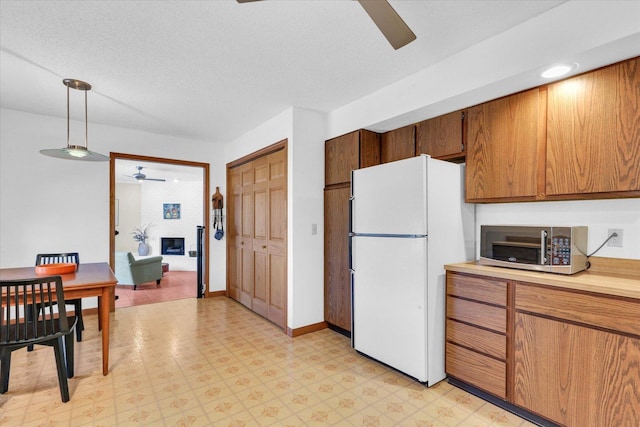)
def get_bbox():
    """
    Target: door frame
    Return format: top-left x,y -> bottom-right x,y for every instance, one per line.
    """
109,152 -> 210,302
